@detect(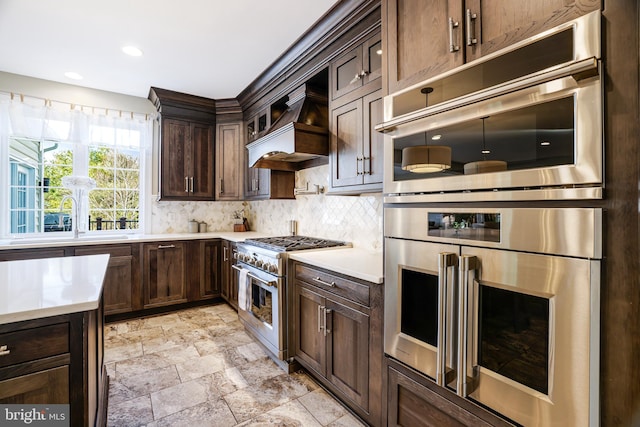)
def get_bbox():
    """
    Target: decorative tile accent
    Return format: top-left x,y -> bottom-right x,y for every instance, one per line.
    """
150,165 -> 383,251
